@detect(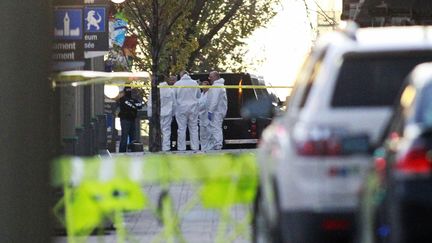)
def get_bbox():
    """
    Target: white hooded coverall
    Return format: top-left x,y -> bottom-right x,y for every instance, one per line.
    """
207,78 -> 227,150
148,81 -> 176,151
174,74 -> 200,151
198,90 -> 210,151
